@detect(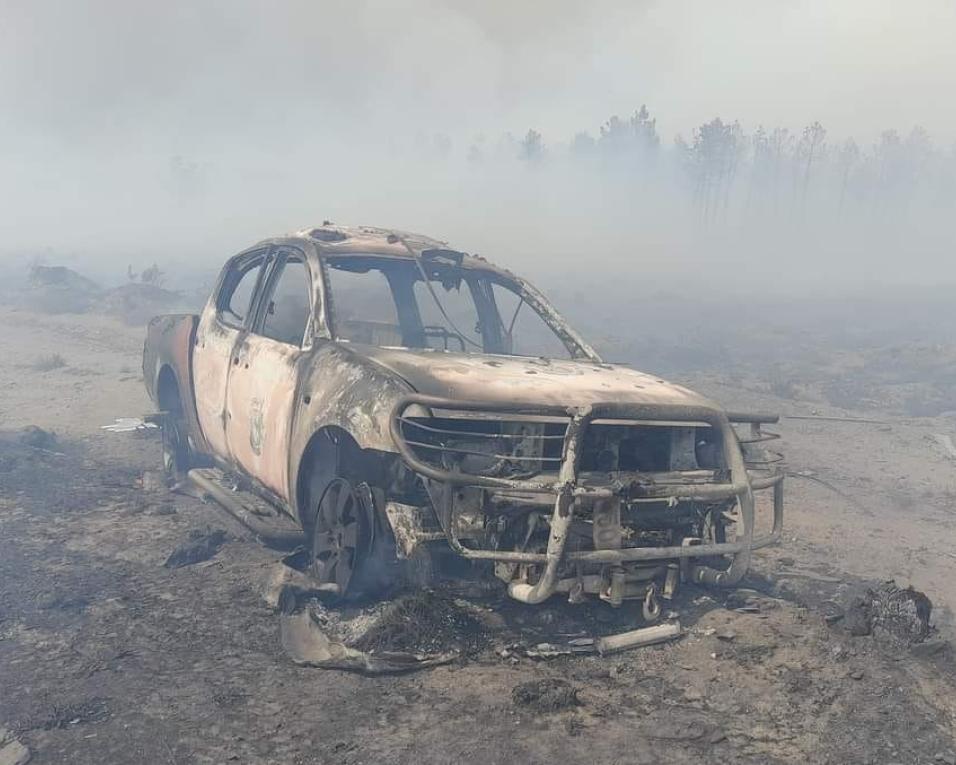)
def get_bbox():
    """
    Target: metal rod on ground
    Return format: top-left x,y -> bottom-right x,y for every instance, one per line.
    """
596,622 -> 682,655
784,415 -> 888,424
